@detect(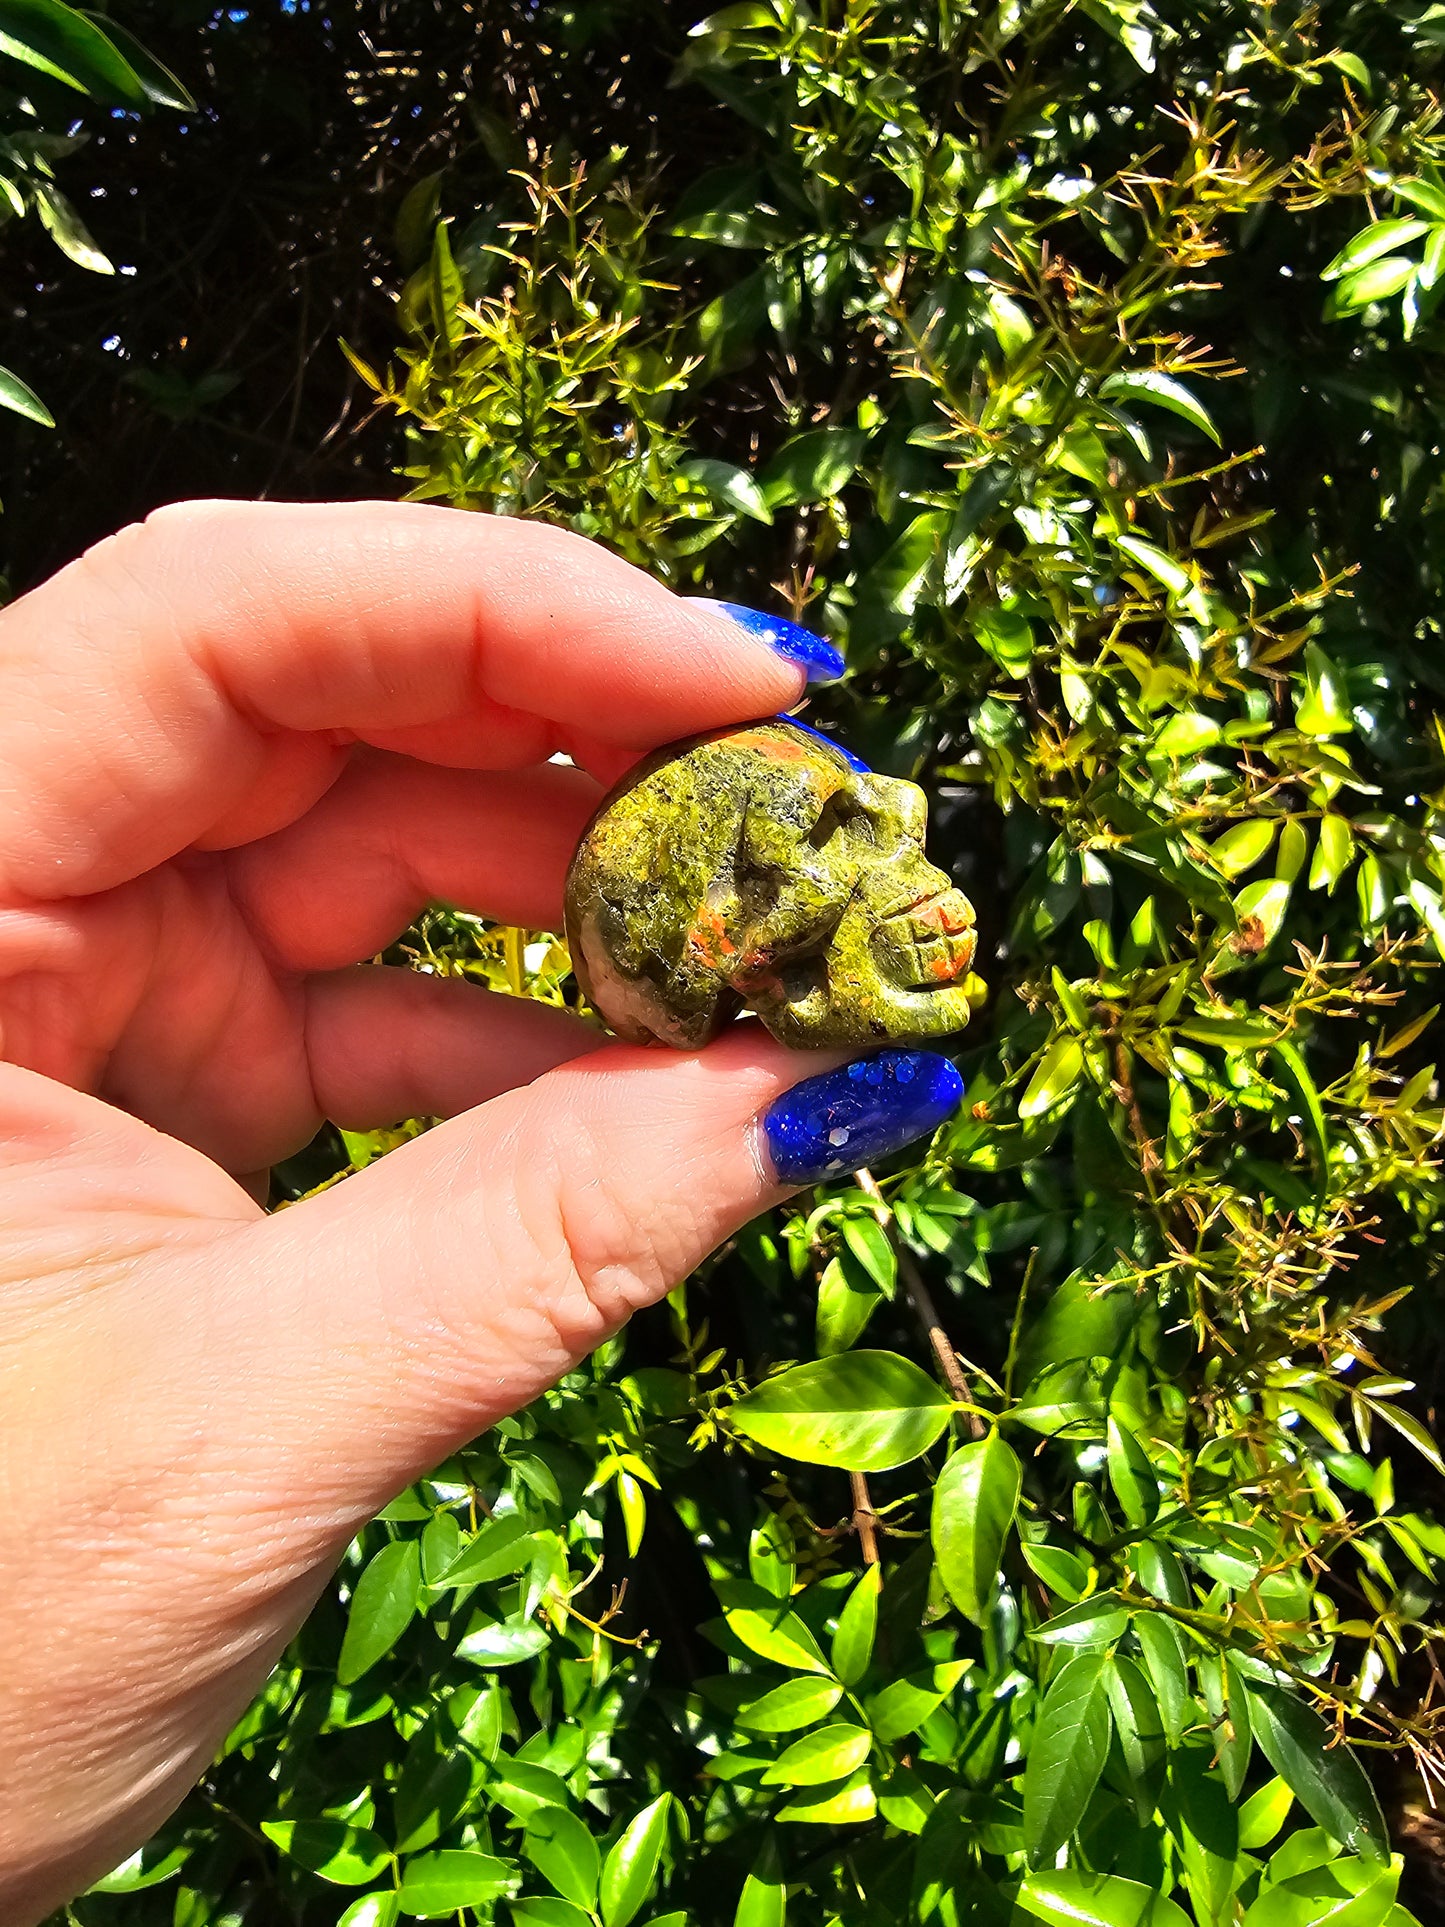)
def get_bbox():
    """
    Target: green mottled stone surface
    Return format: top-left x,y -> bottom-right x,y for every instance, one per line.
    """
564,719 -> 977,1049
